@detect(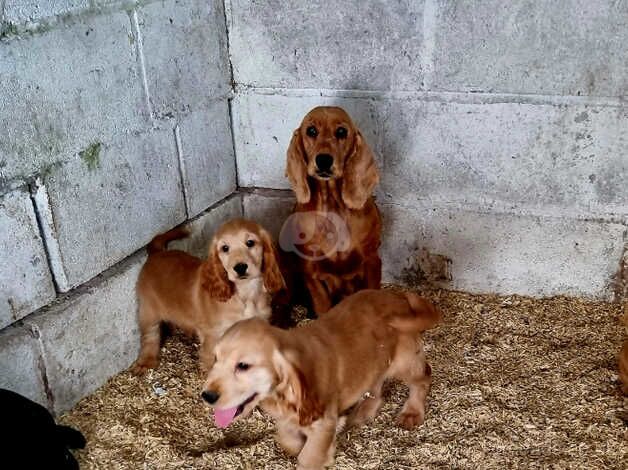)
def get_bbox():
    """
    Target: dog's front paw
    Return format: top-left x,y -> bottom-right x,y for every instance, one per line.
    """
131,358 -> 159,375
397,411 -> 424,429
